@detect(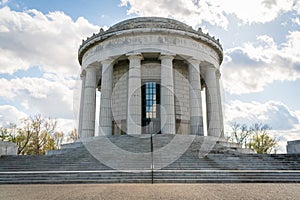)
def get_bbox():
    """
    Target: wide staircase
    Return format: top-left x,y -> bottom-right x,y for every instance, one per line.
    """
1,135 -> 300,183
